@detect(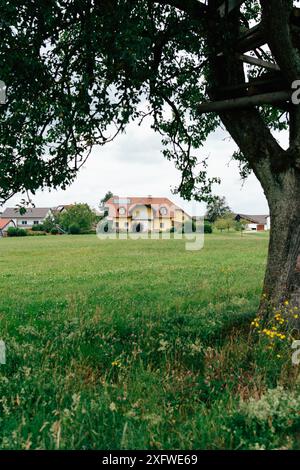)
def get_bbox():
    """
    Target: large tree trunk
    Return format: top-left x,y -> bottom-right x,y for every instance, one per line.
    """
261,170 -> 300,313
